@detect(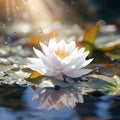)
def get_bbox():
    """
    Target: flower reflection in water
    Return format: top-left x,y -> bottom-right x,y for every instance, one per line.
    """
33,86 -> 83,110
